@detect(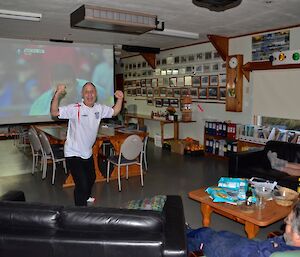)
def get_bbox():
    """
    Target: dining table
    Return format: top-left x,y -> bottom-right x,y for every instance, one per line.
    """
35,124 -> 147,187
